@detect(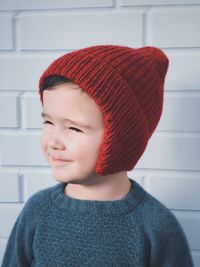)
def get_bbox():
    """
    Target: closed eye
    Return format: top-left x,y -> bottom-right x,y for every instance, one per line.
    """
43,121 -> 52,124
43,121 -> 82,133
43,120 -> 52,125
69,127 -> 82,133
